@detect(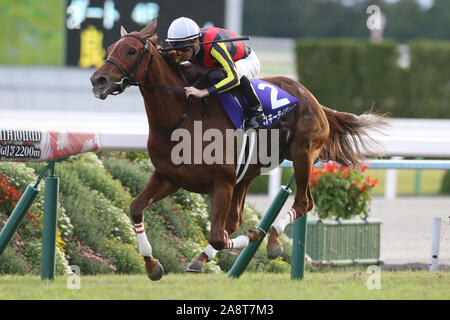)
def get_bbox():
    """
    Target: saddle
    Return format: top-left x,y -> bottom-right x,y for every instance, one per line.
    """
215,78 -> 298,130
213,76 -> 298,182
